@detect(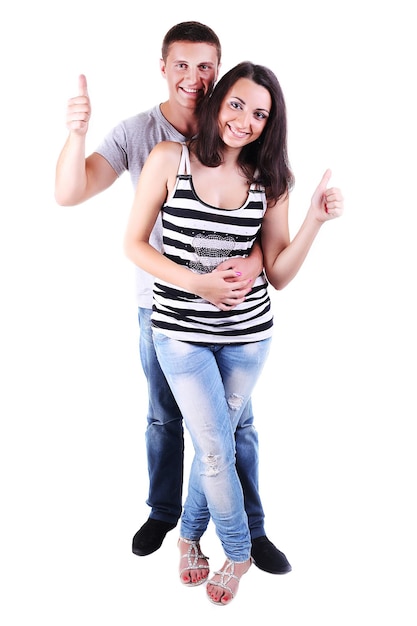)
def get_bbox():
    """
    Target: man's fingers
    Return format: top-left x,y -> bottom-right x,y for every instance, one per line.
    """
78,74 -> 88,97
